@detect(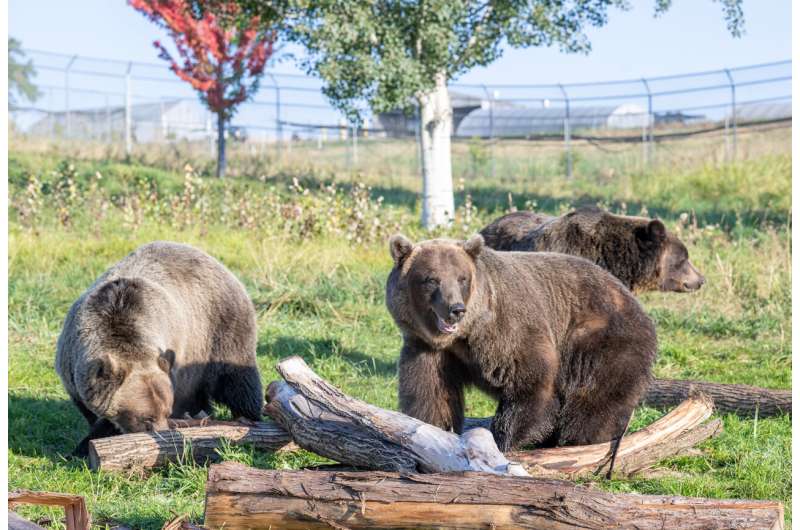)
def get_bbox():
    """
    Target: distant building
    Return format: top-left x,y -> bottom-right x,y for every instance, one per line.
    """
374,90 -> 514,137
29,99 -> 212,143
728,101 -> 791,123
455,103 -> 651,138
